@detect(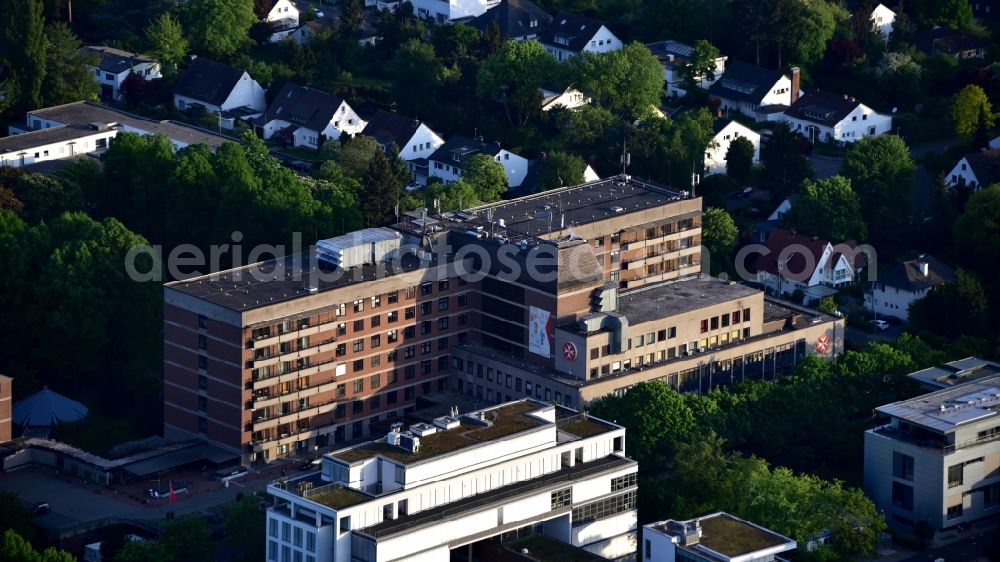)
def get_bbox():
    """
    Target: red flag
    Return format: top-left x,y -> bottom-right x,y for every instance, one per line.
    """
169,480 -> 176,504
